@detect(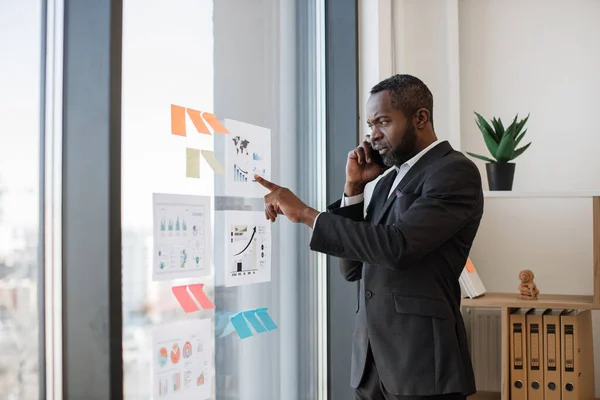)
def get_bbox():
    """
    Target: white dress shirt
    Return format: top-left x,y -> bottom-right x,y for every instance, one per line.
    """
312,139 -> 443,228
